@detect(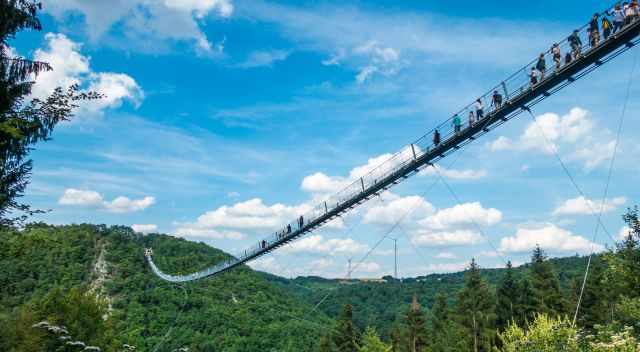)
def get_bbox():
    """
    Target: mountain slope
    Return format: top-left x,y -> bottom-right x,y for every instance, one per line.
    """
0,224 -> 331,351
